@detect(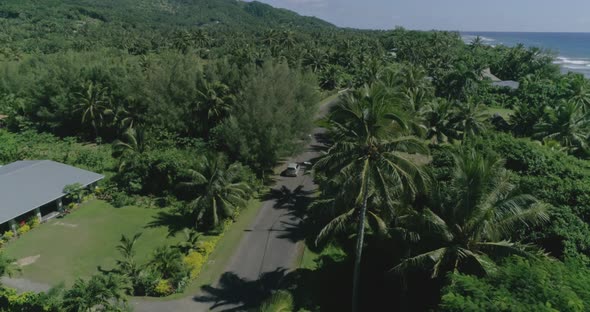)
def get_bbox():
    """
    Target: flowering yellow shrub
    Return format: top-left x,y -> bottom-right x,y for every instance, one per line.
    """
196,239 -> 217,256
154,279 -> 173,296
17,224 -> 30,236
183,250 -> 206,278
3,230 -> 14,239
